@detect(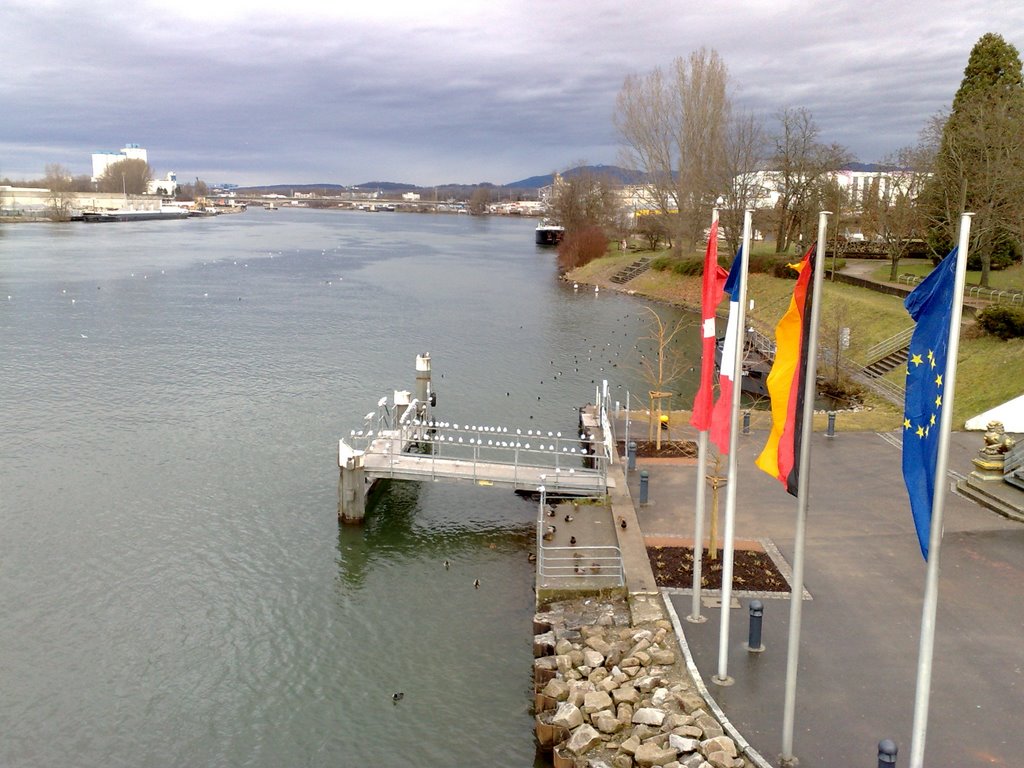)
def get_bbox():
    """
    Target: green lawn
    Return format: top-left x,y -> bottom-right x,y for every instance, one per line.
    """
871,259 -> 1024,292
570,247 -> 1024,429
